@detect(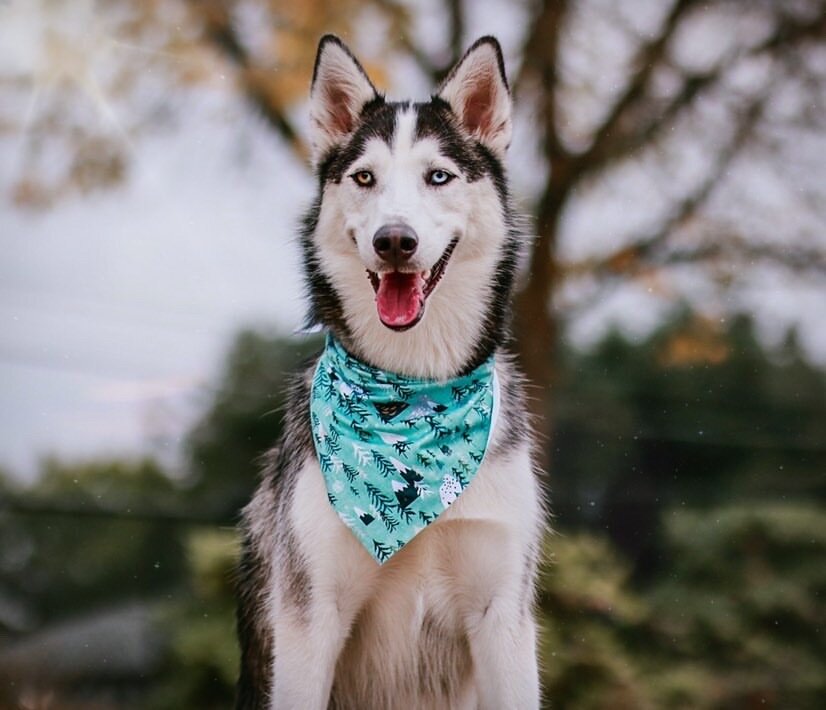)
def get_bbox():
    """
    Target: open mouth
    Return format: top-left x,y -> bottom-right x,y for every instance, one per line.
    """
366,237 -> 459,331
